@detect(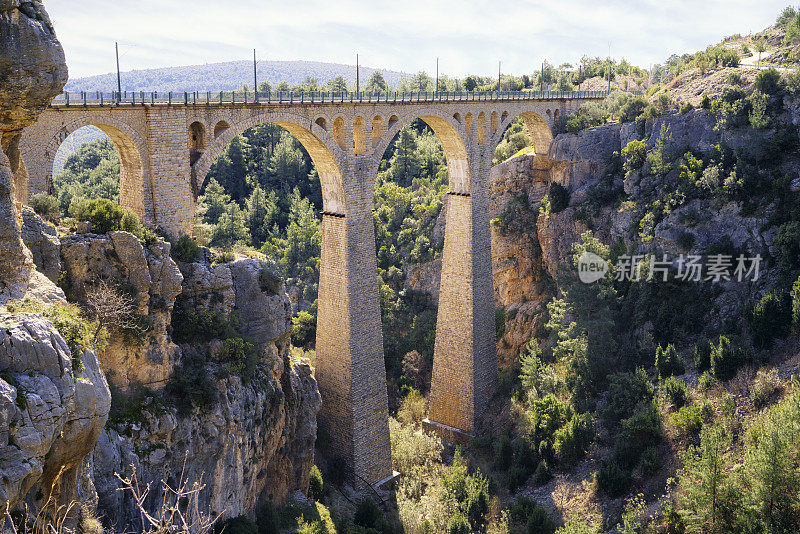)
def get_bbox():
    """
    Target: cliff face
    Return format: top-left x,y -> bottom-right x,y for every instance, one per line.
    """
0,0 -> 66,303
